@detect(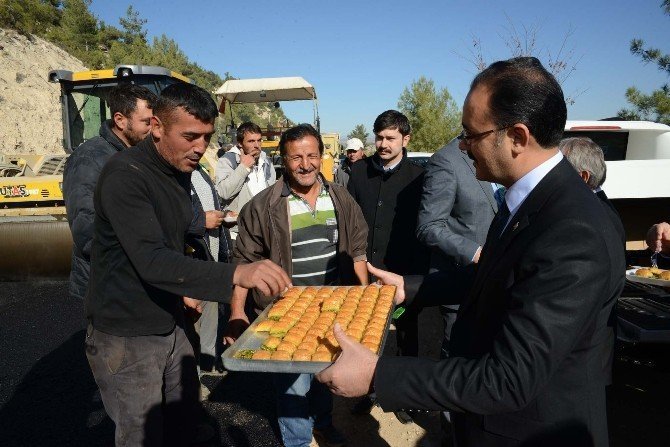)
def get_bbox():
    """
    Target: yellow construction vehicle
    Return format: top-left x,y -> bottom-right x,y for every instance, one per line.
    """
0,65 -> 192,280
215,77 -> 340,180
